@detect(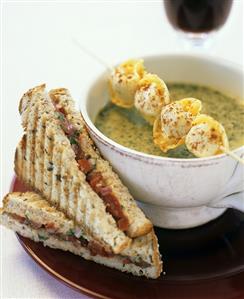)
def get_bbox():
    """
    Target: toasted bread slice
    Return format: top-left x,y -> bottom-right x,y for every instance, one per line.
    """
15,85 -> 131,254
0,192 -> 162,279
17,84 -> 152,239
49,87 -> 152,237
